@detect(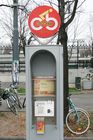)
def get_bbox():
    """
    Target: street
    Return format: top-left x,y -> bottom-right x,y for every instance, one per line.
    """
71,92 -> 93,111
